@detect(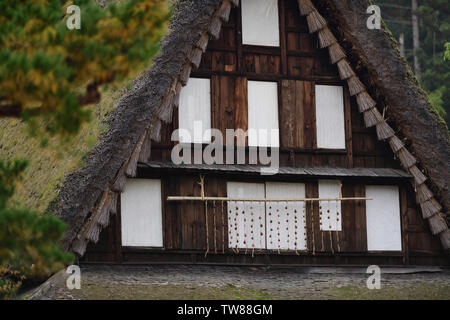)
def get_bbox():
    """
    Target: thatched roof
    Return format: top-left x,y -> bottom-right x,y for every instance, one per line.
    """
50,0 -> 450,255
